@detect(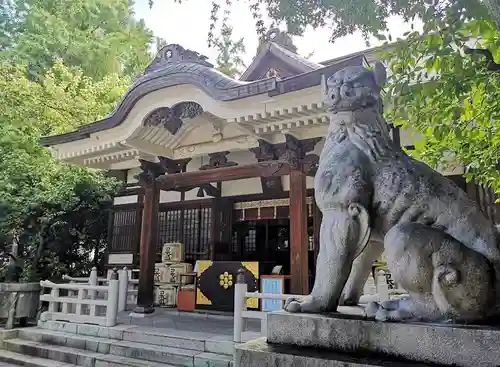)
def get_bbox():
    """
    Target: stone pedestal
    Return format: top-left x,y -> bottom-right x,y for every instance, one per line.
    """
235,311 -> 500,367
